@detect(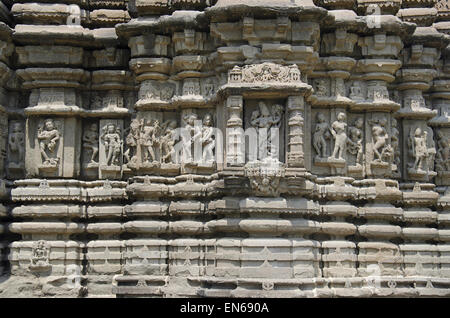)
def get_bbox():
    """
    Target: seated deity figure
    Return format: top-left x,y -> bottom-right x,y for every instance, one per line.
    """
313,113 -> 330,158
8,122 -> 25,165
160,120 -> 178,163
347,117 -> 364,165
31,240 -> 49,267
83,123 -> 99,164
201,114 -> 215,163
37,118 -> 60,166
328,112 -> 347,160
101,123 -> 121,166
